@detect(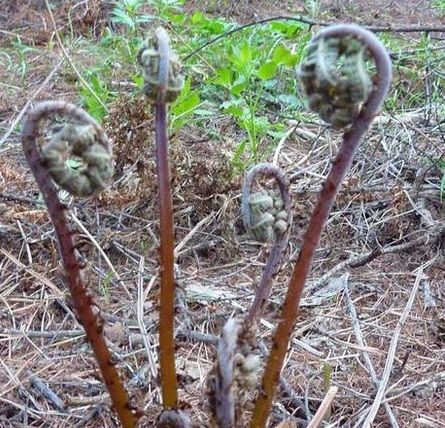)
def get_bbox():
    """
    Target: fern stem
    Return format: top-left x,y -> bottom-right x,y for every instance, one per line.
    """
21,101 -> 137,428
250,24 -> 391,427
